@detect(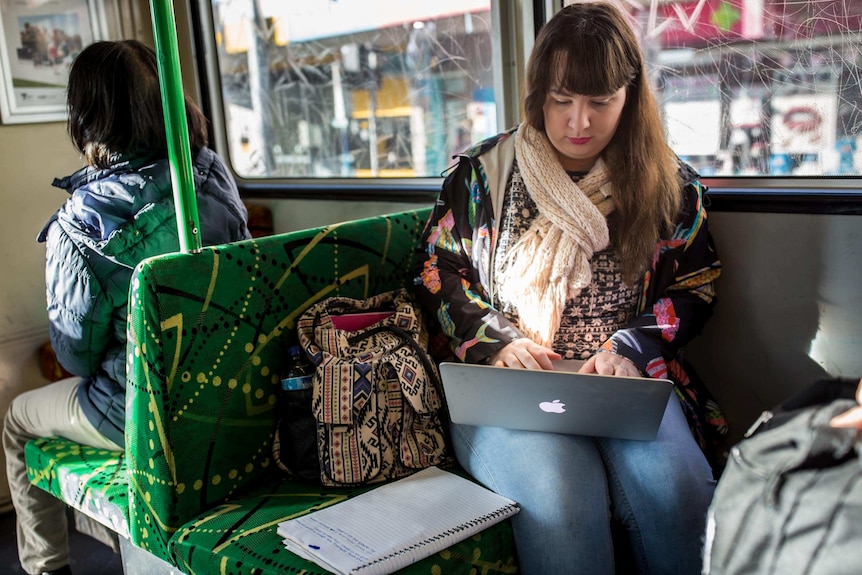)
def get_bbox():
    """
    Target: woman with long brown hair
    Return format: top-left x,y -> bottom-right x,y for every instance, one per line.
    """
415,3 -> 724,572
